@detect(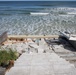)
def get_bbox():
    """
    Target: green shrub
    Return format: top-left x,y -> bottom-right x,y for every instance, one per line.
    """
0,48 -> 18,65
